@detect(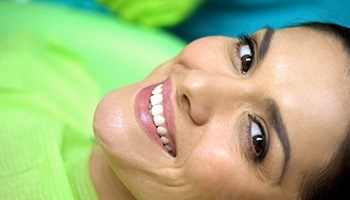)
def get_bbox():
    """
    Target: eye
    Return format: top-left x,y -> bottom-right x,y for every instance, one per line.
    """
238,35 -> 255,74
248,115 -> 268,163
